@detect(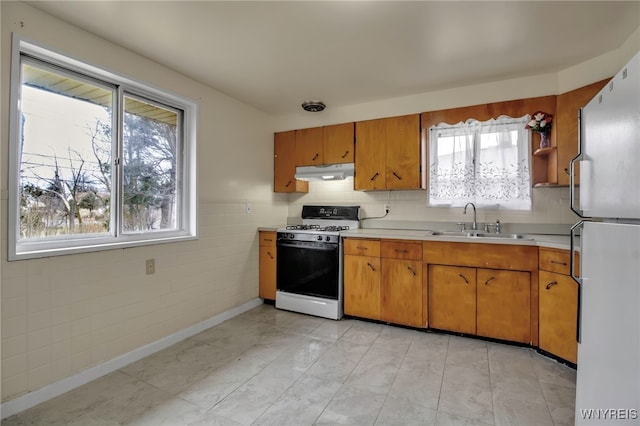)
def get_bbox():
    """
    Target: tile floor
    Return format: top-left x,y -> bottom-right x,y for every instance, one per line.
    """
2,304 -> 577,425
